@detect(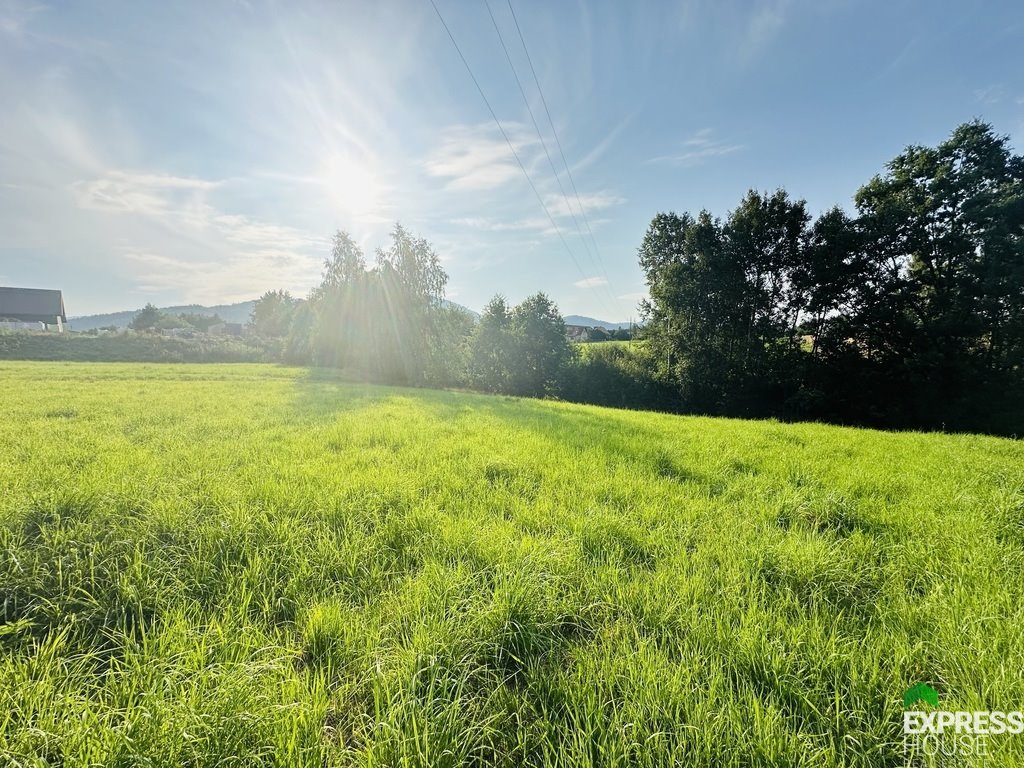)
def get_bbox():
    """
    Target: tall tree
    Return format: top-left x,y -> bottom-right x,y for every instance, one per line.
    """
508,293 -> 574,397
309,224 -> 453,385
250,290 -> 296,337
372,223 -> 449,384
469,295 -> 514,393
855,120 -> 1024,425
313,231 -> 368,371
